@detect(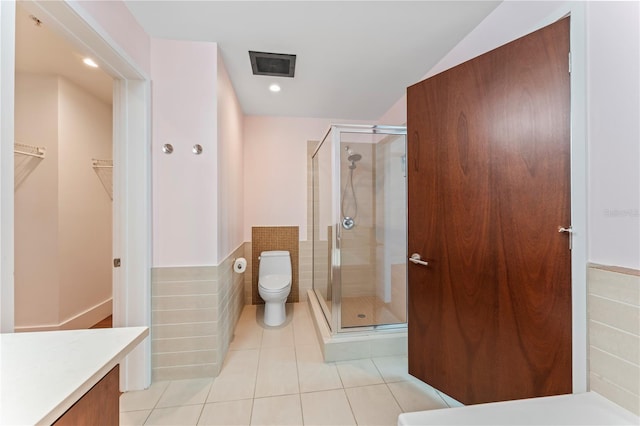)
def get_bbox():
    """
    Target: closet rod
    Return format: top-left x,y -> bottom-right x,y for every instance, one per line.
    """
92,159 -> 113,168
14,142 -> 46,159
